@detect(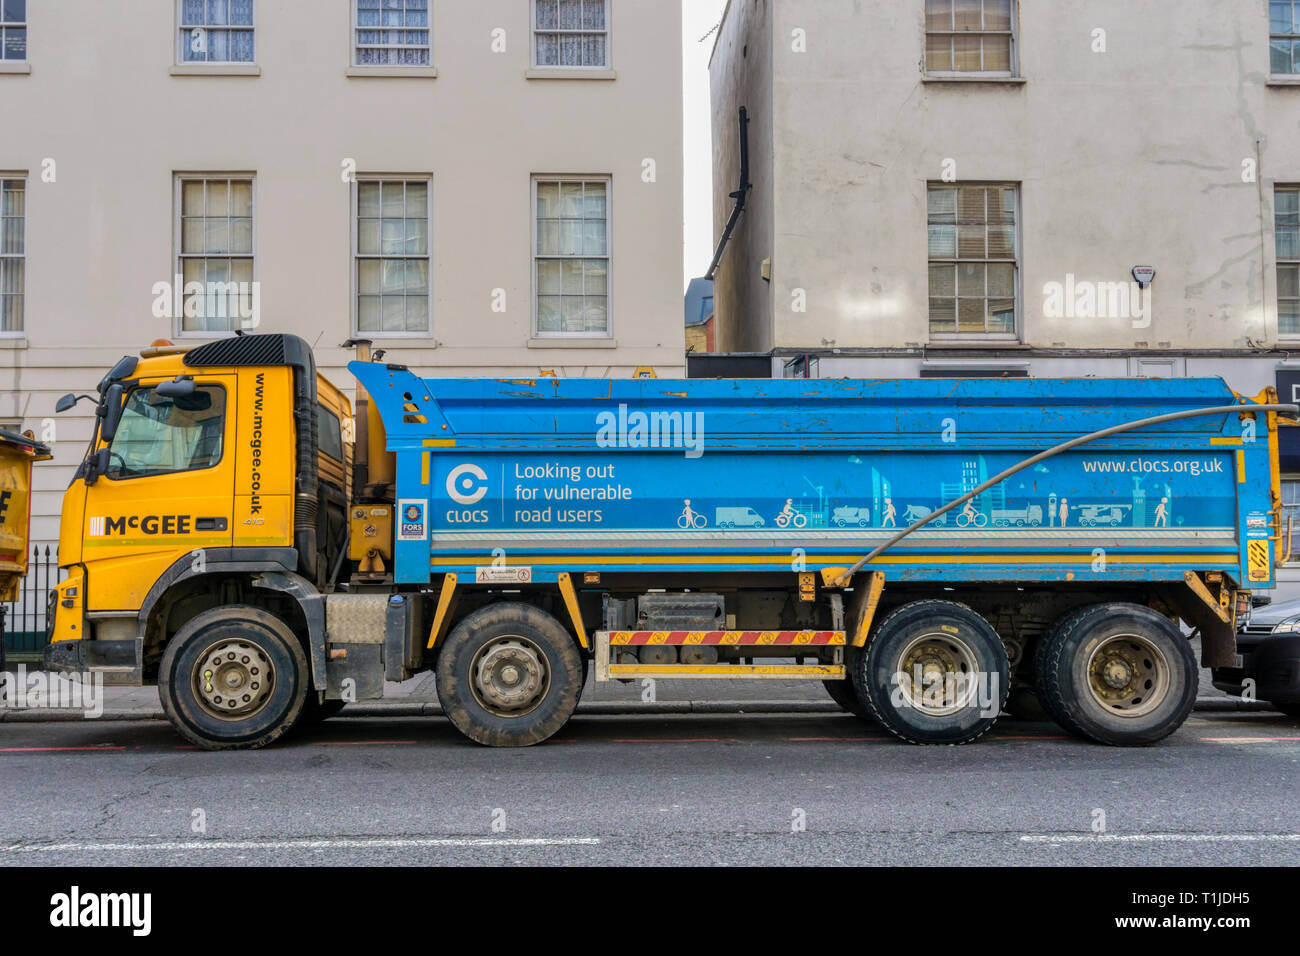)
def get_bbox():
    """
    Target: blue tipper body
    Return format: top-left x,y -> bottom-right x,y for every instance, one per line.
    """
350,364 -> 1280,590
